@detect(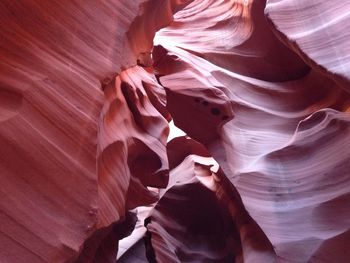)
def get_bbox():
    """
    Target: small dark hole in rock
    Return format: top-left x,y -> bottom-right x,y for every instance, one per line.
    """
202,101 -> 209,106
211,107 -> 220,116
194,98 -> 200,103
